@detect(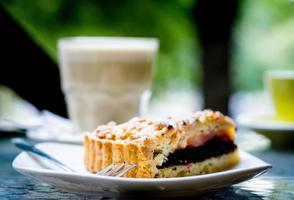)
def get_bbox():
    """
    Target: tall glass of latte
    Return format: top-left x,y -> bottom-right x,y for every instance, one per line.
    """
58,37 -> 158,131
